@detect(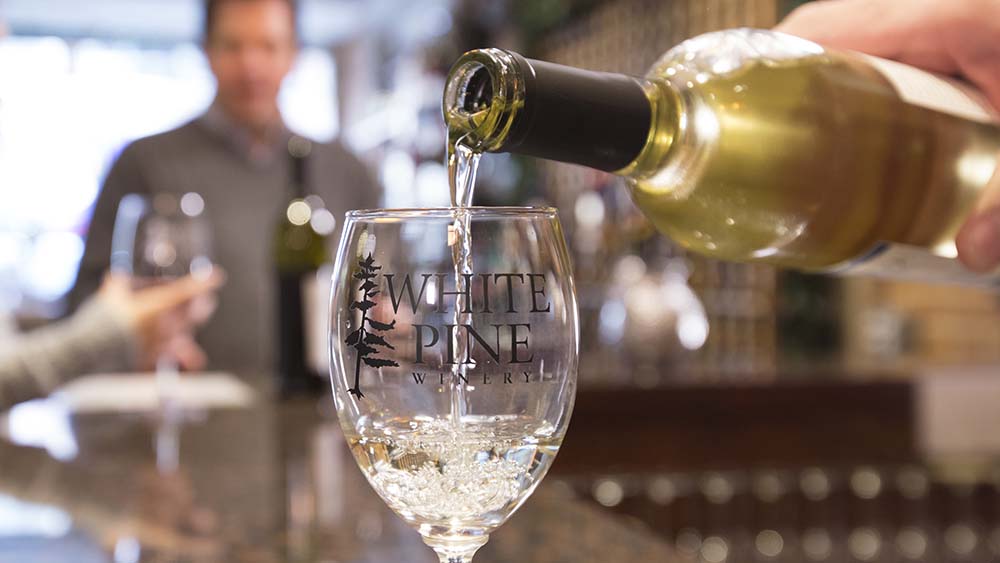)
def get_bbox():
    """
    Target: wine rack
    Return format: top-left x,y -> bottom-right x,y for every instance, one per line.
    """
559,462 -> 1000,562
841,277 -> 1000,373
